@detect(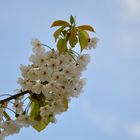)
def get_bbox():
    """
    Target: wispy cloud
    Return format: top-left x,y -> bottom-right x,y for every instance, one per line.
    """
118,0 -> 140,22
126,122 -> 140,139
114,0 -> 140,56
80,99 -> 140,139
80,100 -> 120,135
